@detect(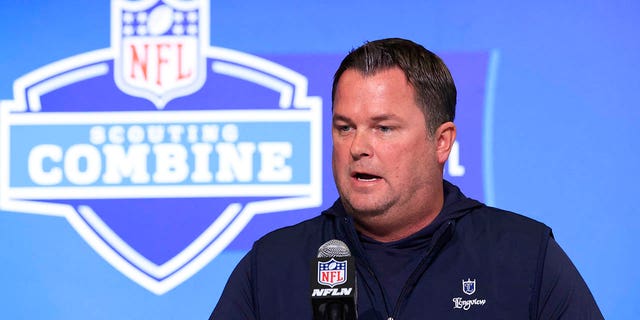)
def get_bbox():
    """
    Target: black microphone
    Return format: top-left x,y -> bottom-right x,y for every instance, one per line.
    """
310,239 -> 357,320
